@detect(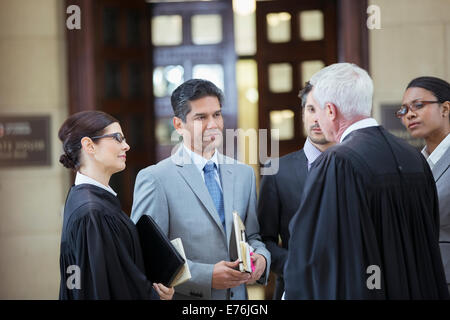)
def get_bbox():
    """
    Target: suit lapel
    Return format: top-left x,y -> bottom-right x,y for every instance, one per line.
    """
294,150 -> 308,188
432,147 -> 450,183
173,146 -> 226,237
218,156 -> 234,248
